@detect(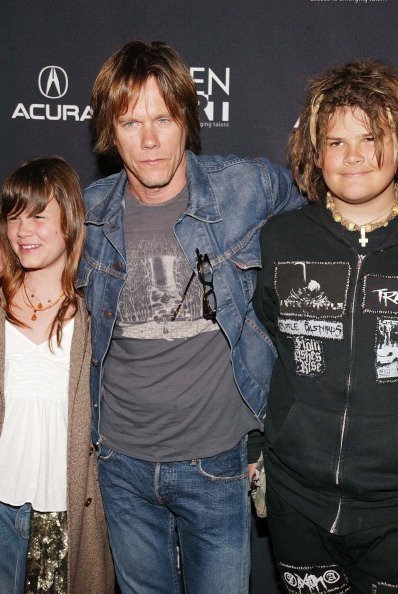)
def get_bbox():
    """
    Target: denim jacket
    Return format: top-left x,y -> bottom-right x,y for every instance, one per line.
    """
77,151 -> 304,445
